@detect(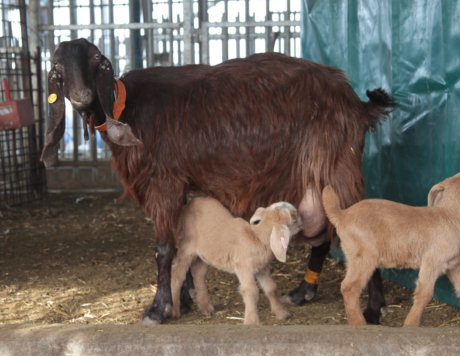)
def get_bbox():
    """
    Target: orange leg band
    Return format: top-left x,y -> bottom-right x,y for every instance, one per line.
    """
304,269 -> 320,285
